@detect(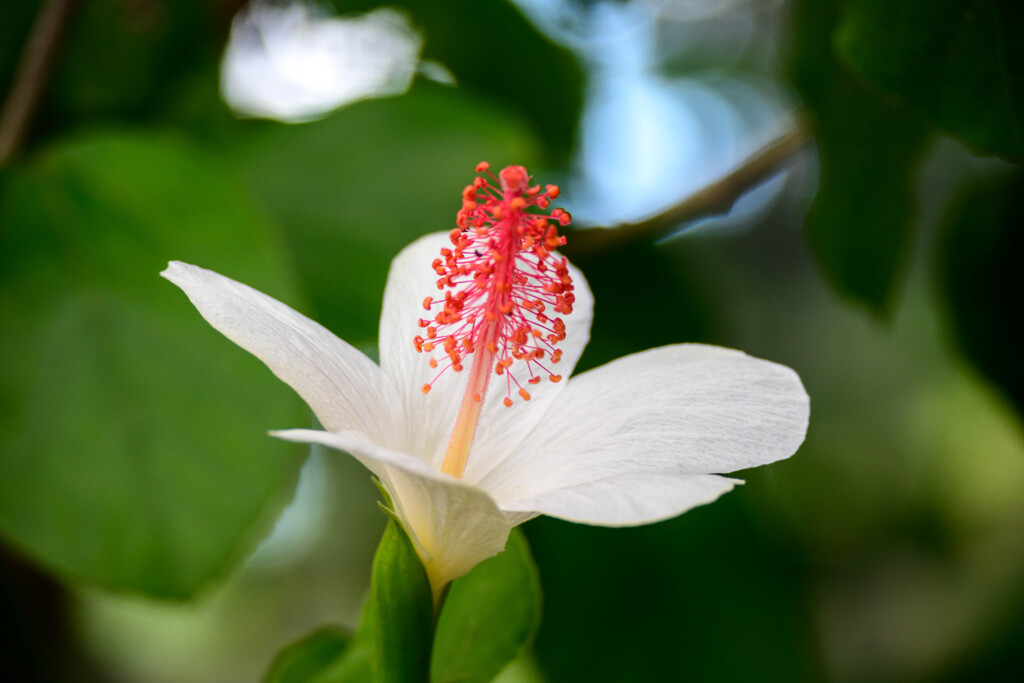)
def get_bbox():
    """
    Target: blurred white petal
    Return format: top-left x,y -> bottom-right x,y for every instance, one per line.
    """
221,2 -> 421,122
